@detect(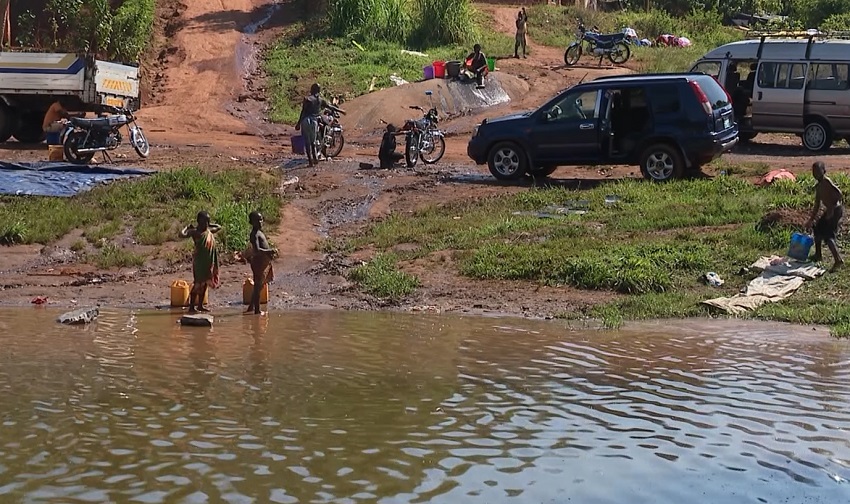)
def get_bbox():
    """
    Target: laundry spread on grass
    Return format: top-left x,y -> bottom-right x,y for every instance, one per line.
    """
702,256 -> 826,315
0,161 -> 152,197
